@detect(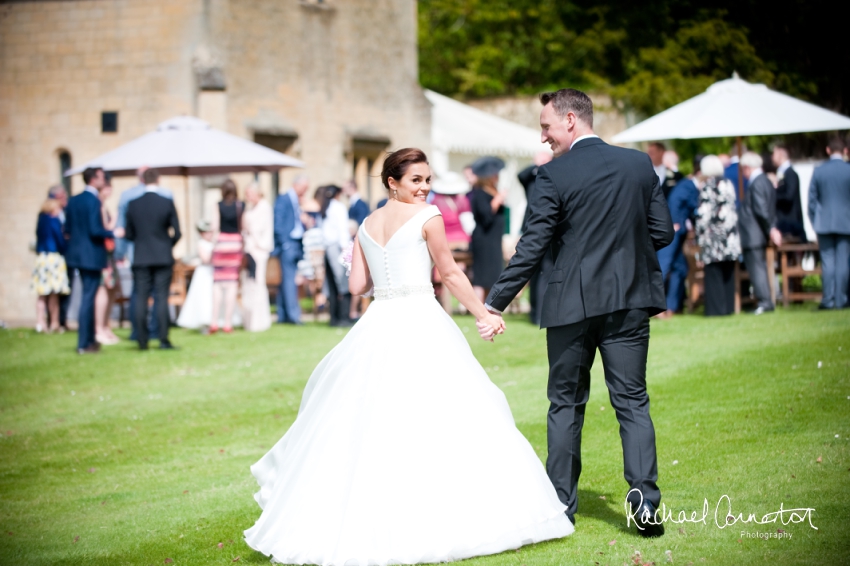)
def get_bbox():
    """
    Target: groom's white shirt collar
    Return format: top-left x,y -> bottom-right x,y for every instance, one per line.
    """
570,134 -> 599,150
